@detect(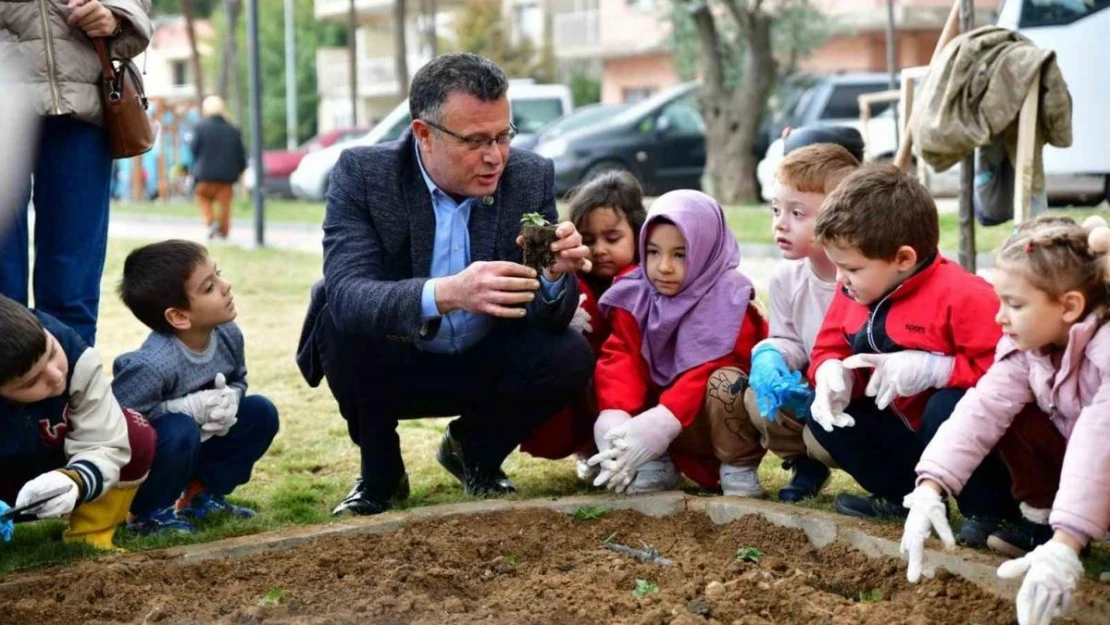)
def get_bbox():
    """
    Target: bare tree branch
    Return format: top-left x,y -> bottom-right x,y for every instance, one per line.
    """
720,0 -> 751,31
